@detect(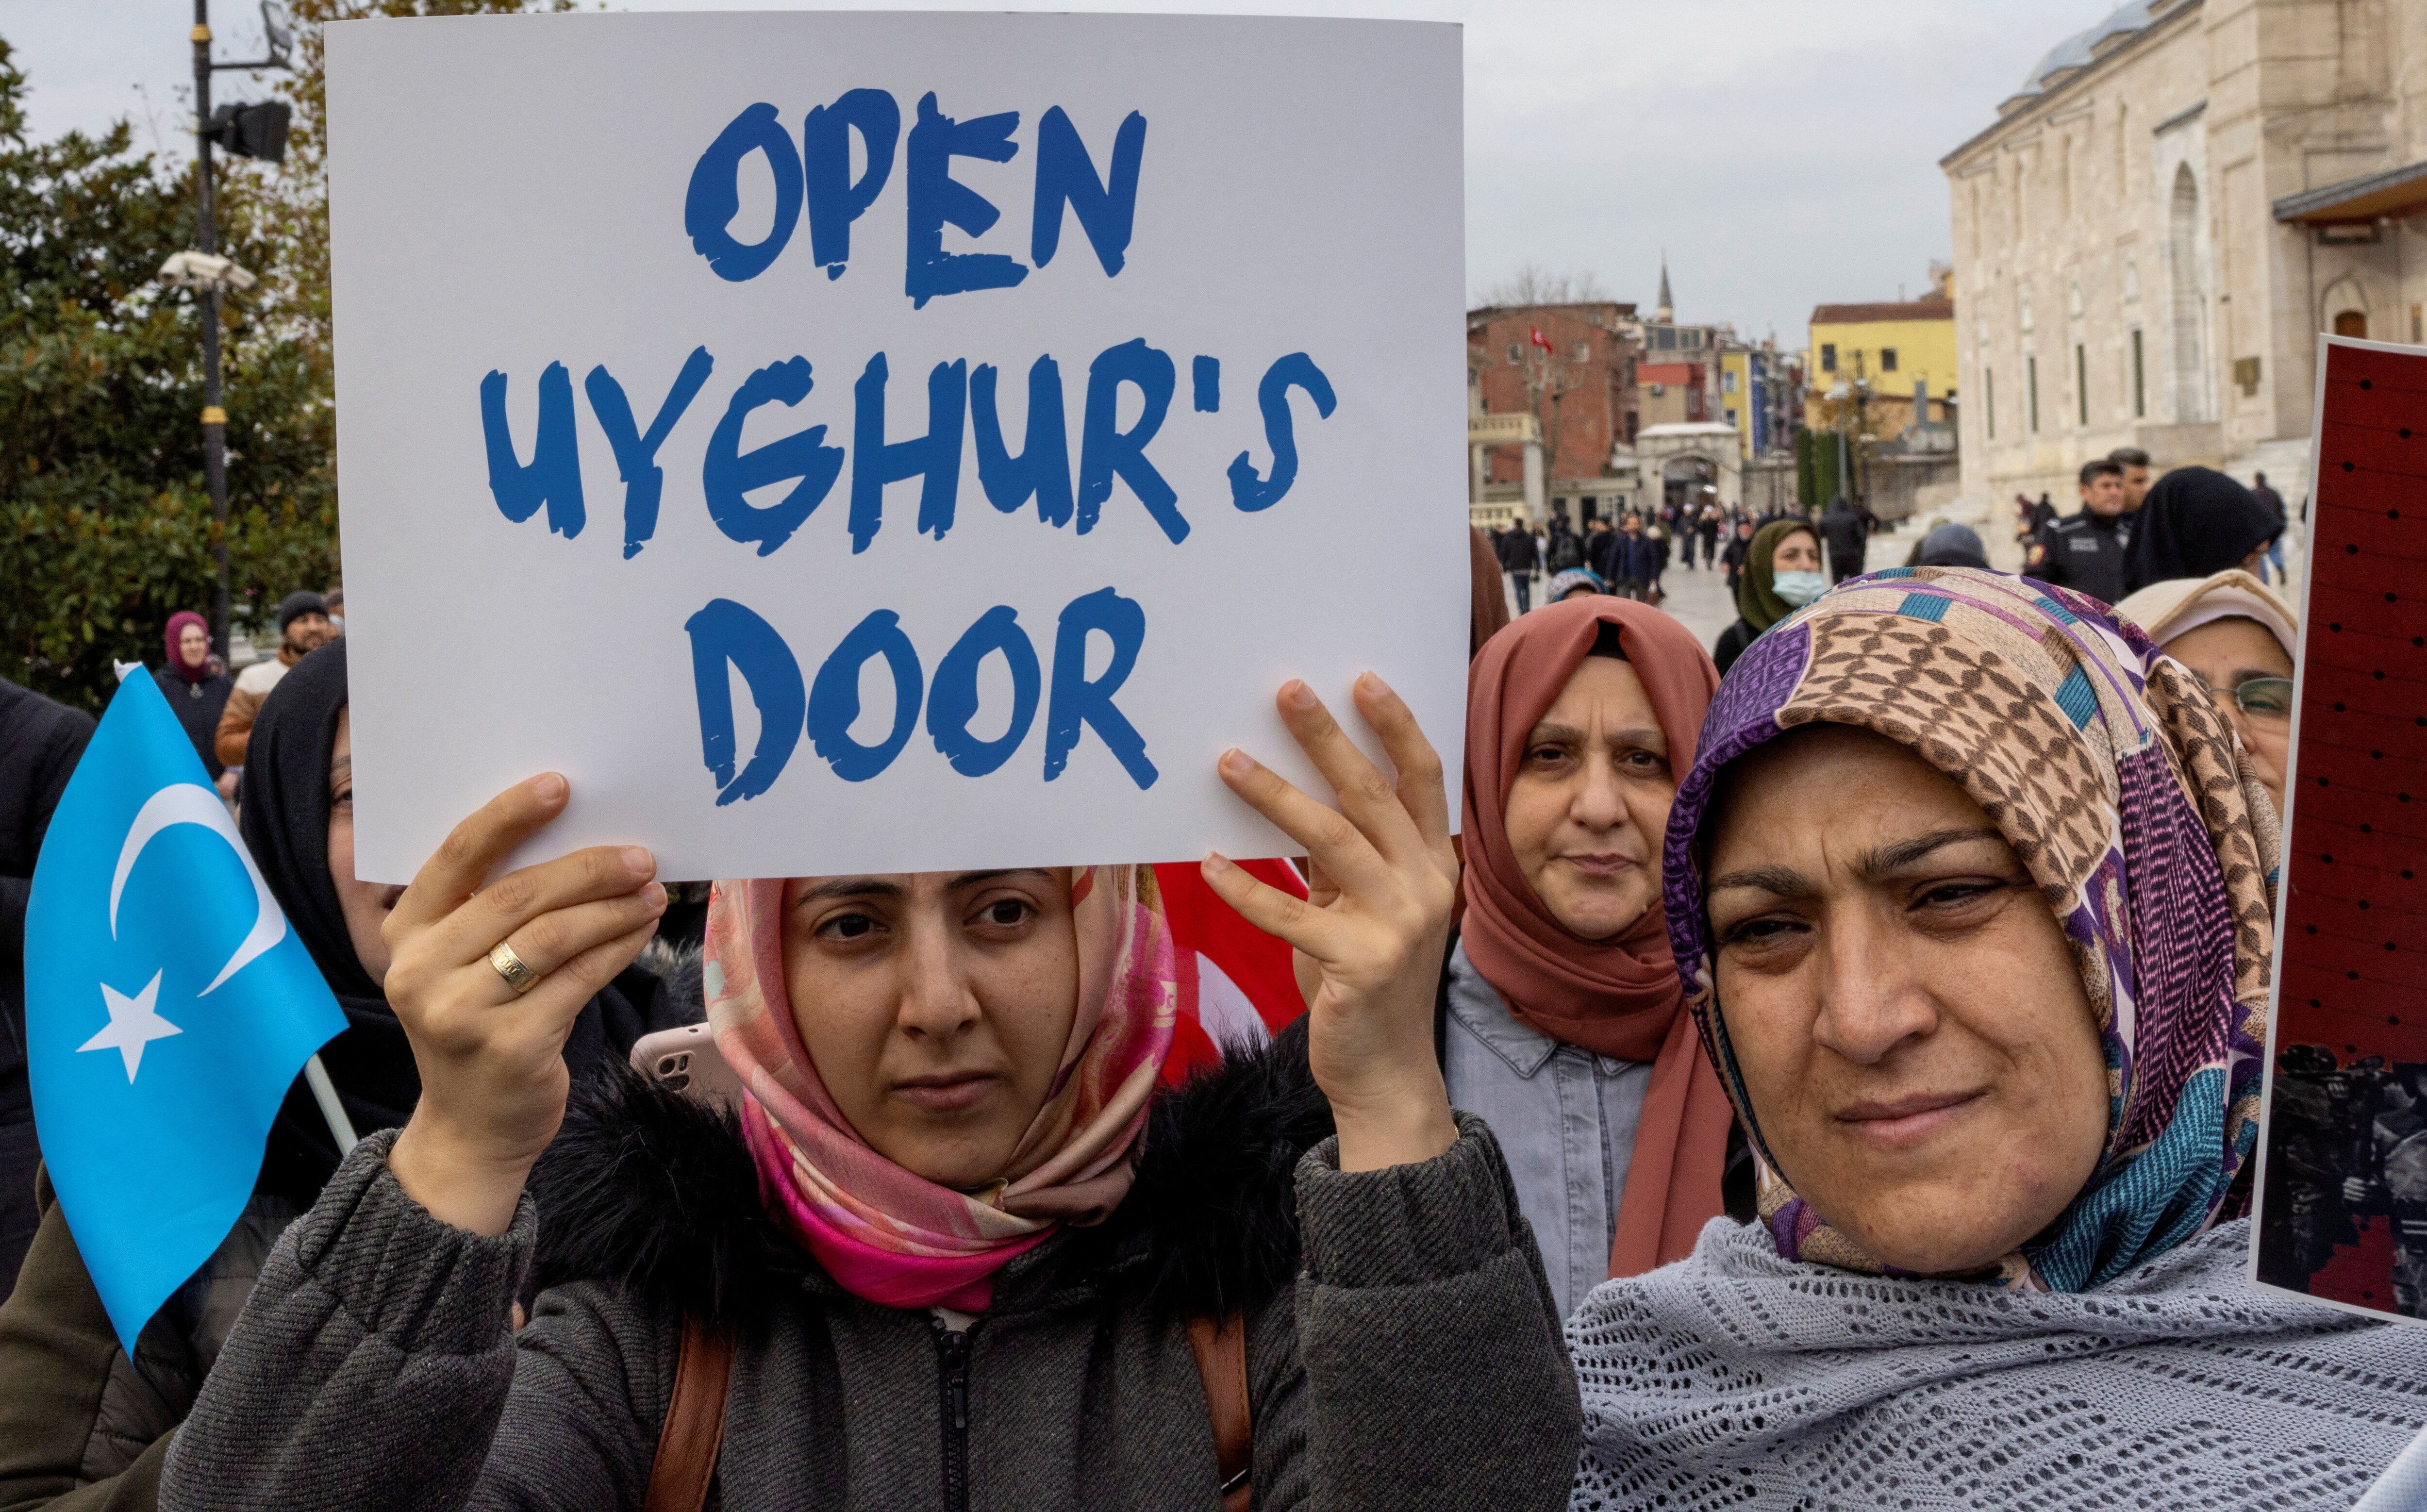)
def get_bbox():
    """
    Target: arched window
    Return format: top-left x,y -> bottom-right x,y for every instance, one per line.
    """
2123,260 -> 2139,304
2068,282 -> 2084,320
2020,285 -> 2035,333
2322,273 -> 2370,339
